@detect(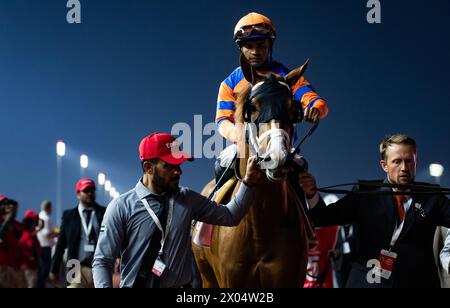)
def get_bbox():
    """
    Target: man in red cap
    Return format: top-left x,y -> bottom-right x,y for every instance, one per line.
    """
93,132 -> 262,288
19,210 -> 42,288
50,178 -> 106,288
